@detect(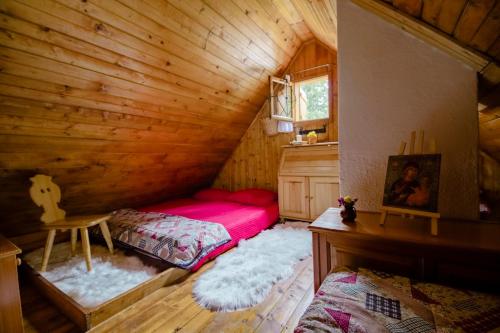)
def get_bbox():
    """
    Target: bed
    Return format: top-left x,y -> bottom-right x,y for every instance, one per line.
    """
95,188 -> 279,271
295,267 -> 500,333
24,188 -> 279,331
